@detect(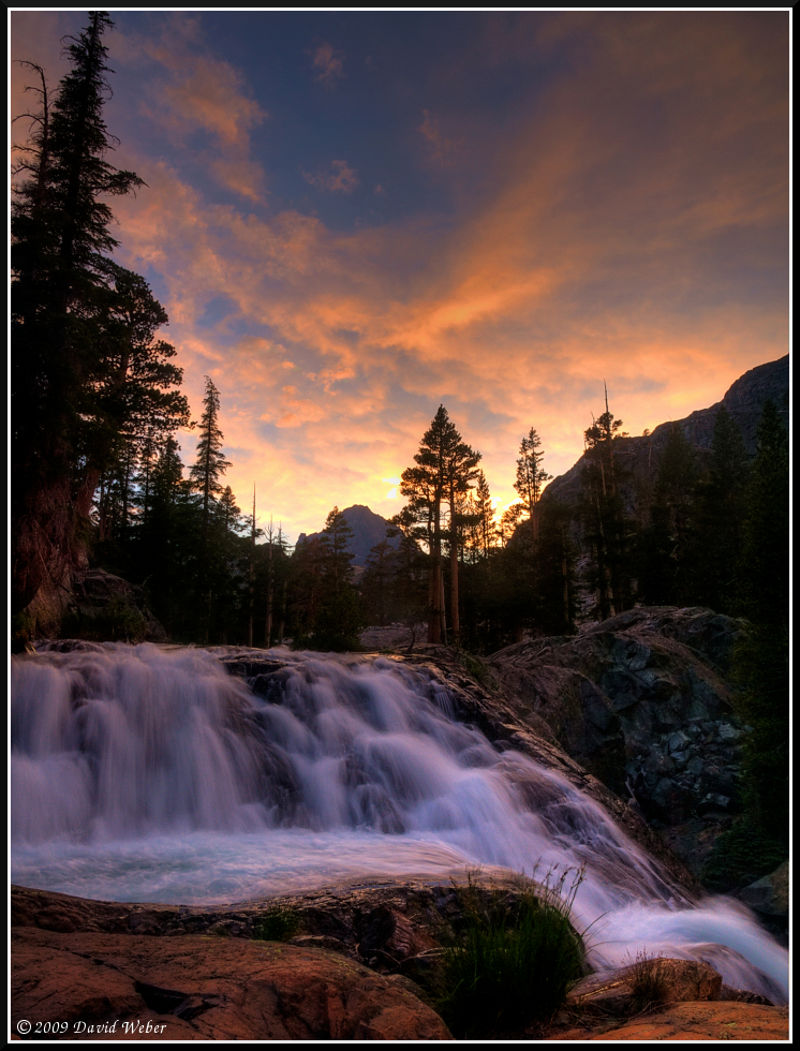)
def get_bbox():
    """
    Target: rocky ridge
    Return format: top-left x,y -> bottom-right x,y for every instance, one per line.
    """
539,354 -> 789,515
